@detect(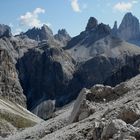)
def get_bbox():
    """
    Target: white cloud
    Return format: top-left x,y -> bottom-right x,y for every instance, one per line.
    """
113,2 -> 132,12
113,1 -> 138,12
19,8 -> 49,28
132,0 -> 138,4
14,28 -> 22,35
71,0 -> 81,12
